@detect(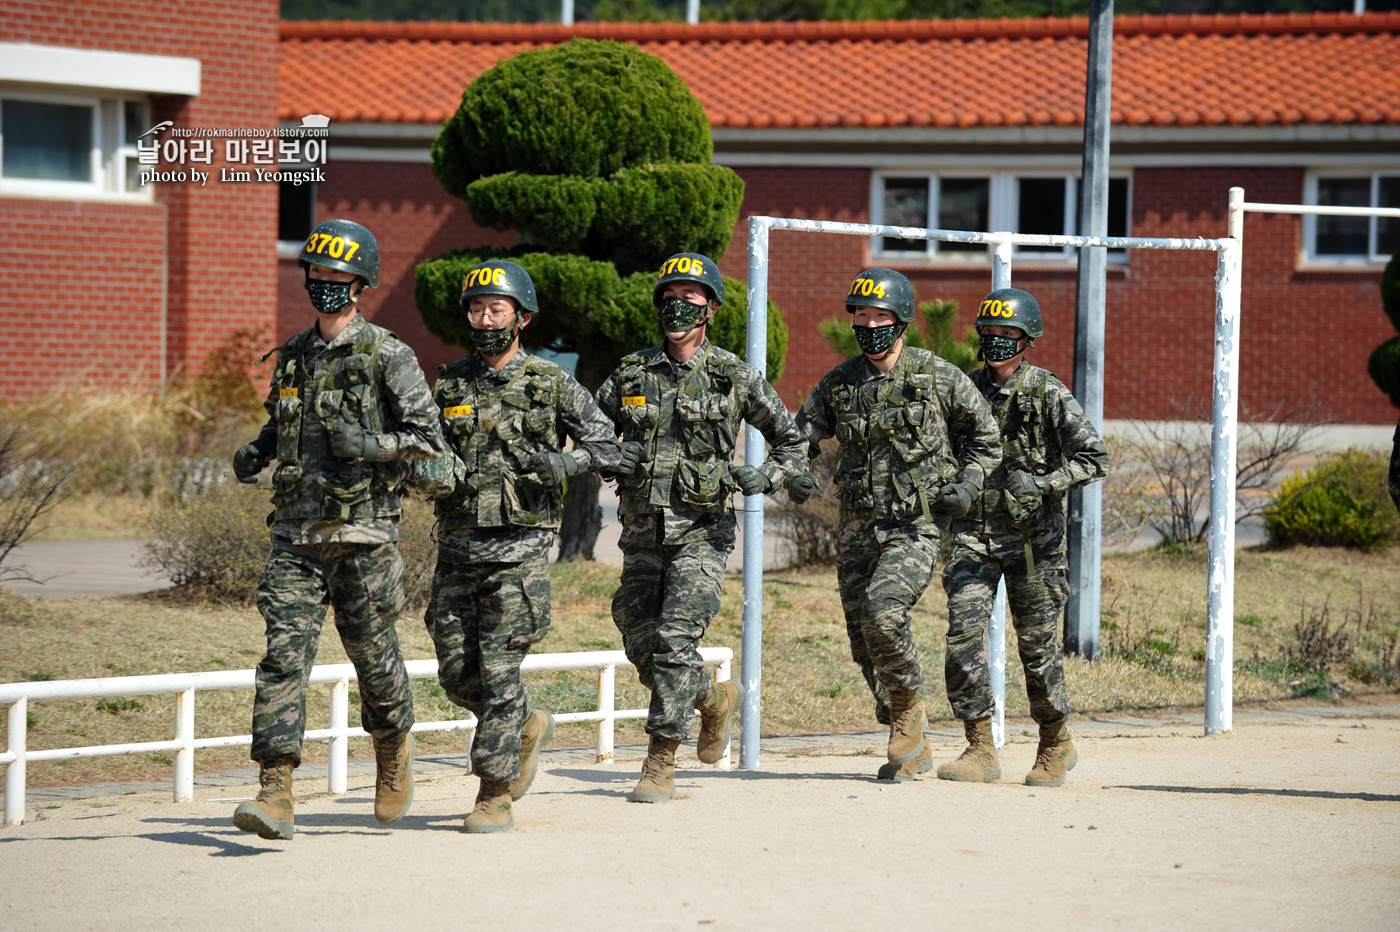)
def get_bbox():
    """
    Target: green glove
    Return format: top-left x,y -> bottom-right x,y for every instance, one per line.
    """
615,441 -> 645,476
232,442 -> 268,484
528,451 -> 579,487
730,464 -> 771,497
1005,470 -> 1044,499
331,421 -> 380,461
785,471 -> 820,505
935,481 -> 978,518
